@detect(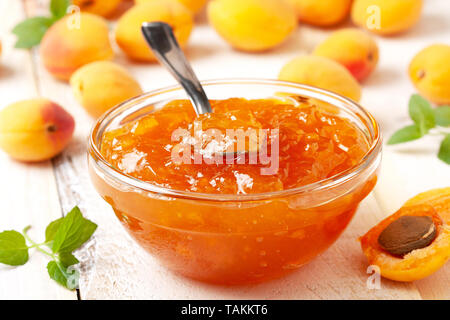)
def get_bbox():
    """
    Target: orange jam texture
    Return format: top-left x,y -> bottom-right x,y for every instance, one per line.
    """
101,98 -> 369,194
